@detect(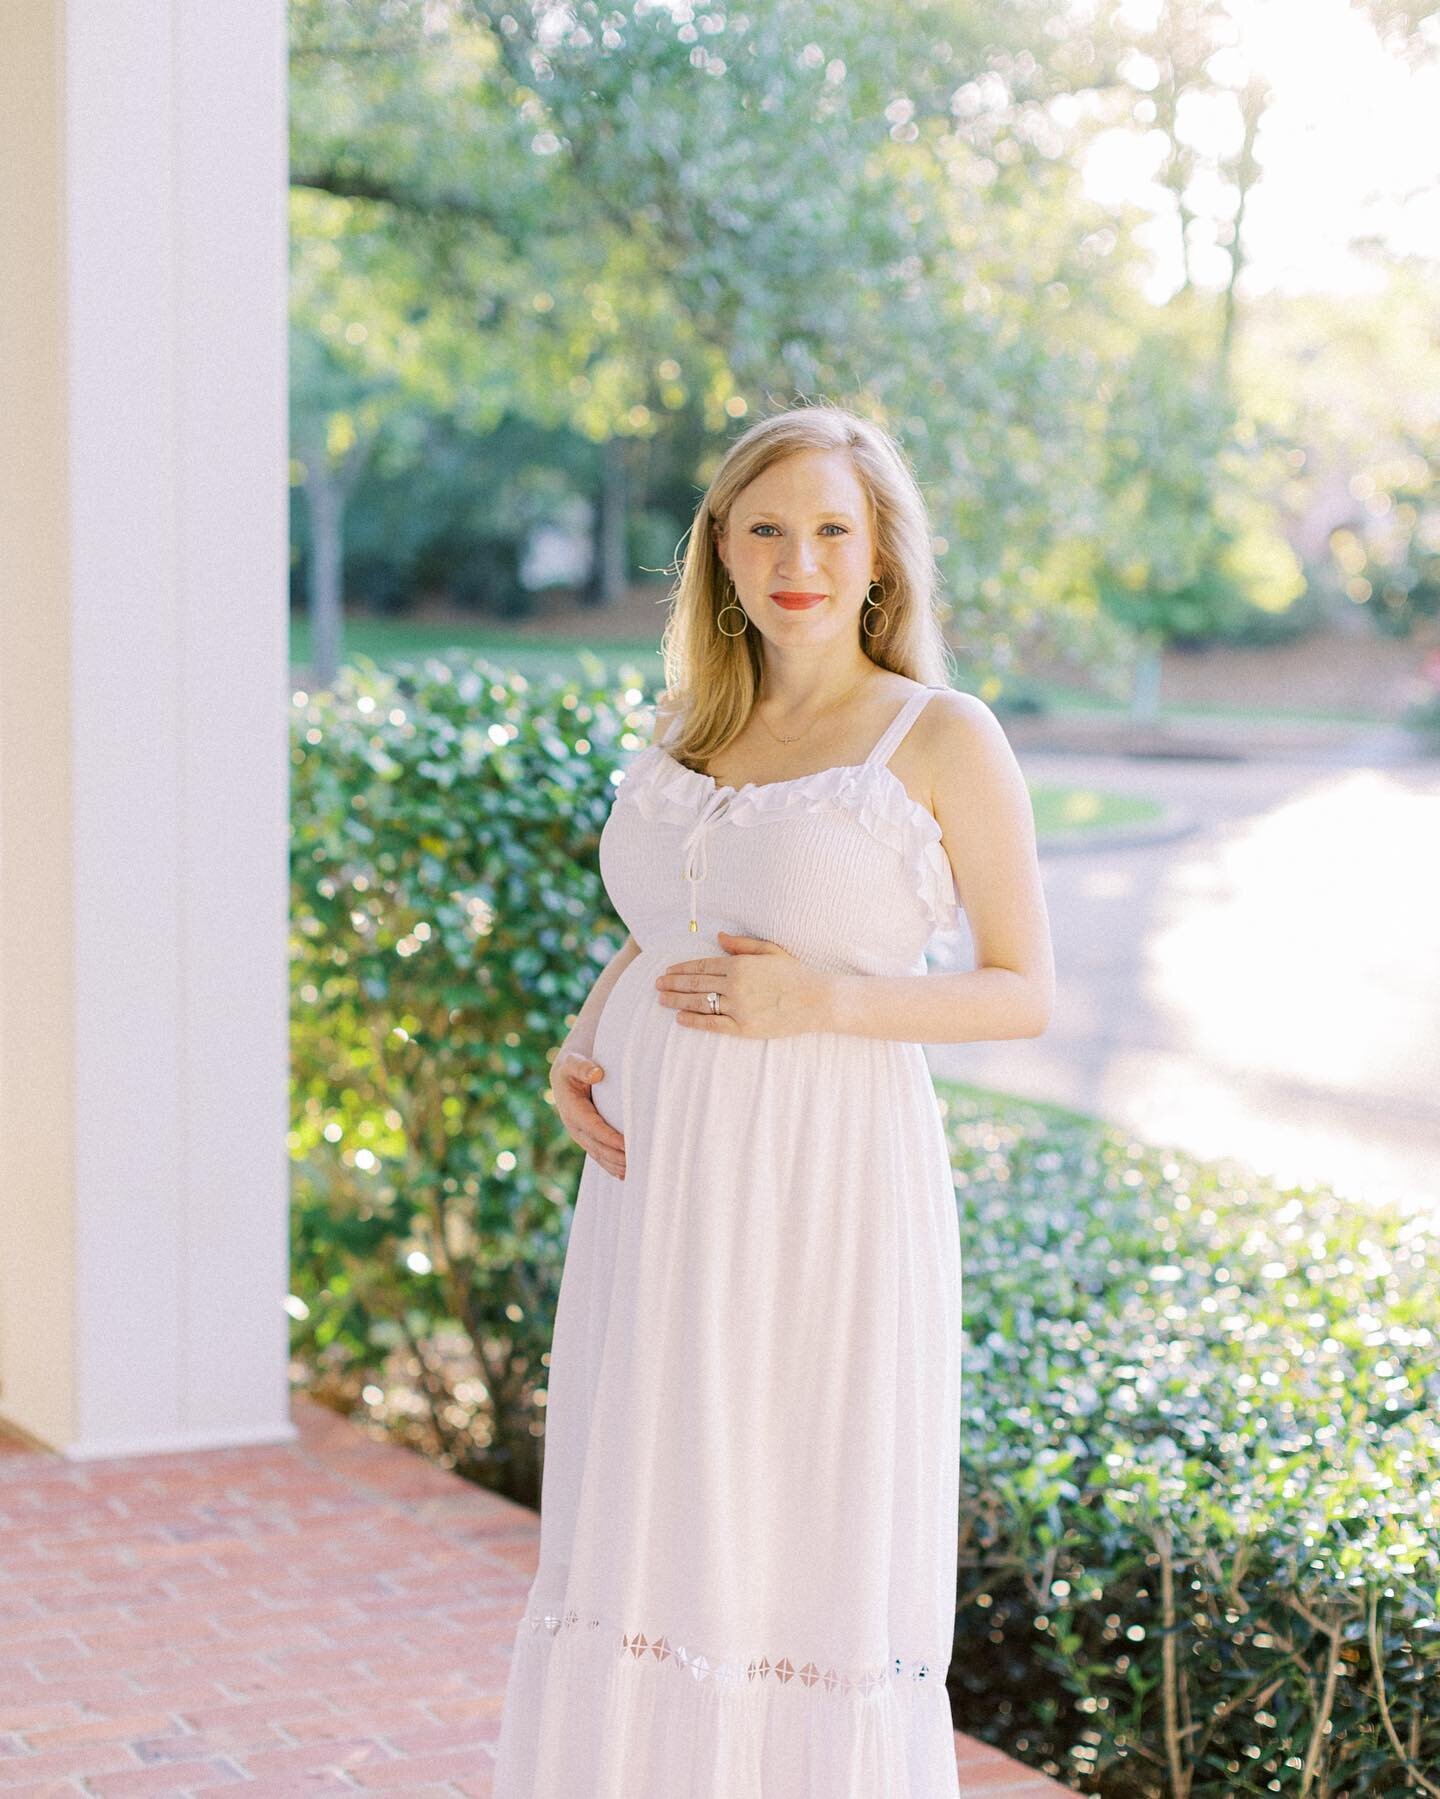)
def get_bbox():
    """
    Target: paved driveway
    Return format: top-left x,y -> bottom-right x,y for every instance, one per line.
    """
927,744 -> 1440,1215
